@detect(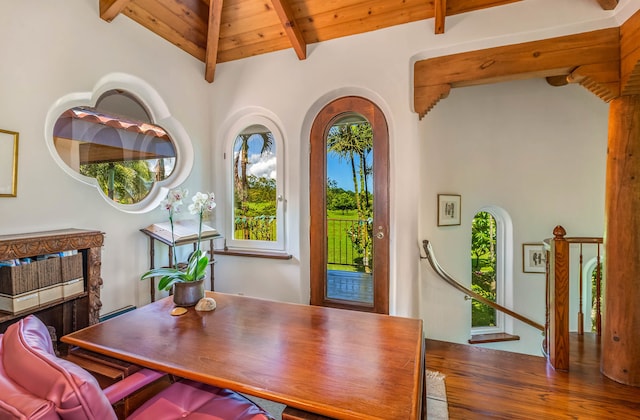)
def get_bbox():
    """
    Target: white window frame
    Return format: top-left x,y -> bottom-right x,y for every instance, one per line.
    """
44,72 -> 193,213
223,113 -> 285,252
471,206 -> 514,335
